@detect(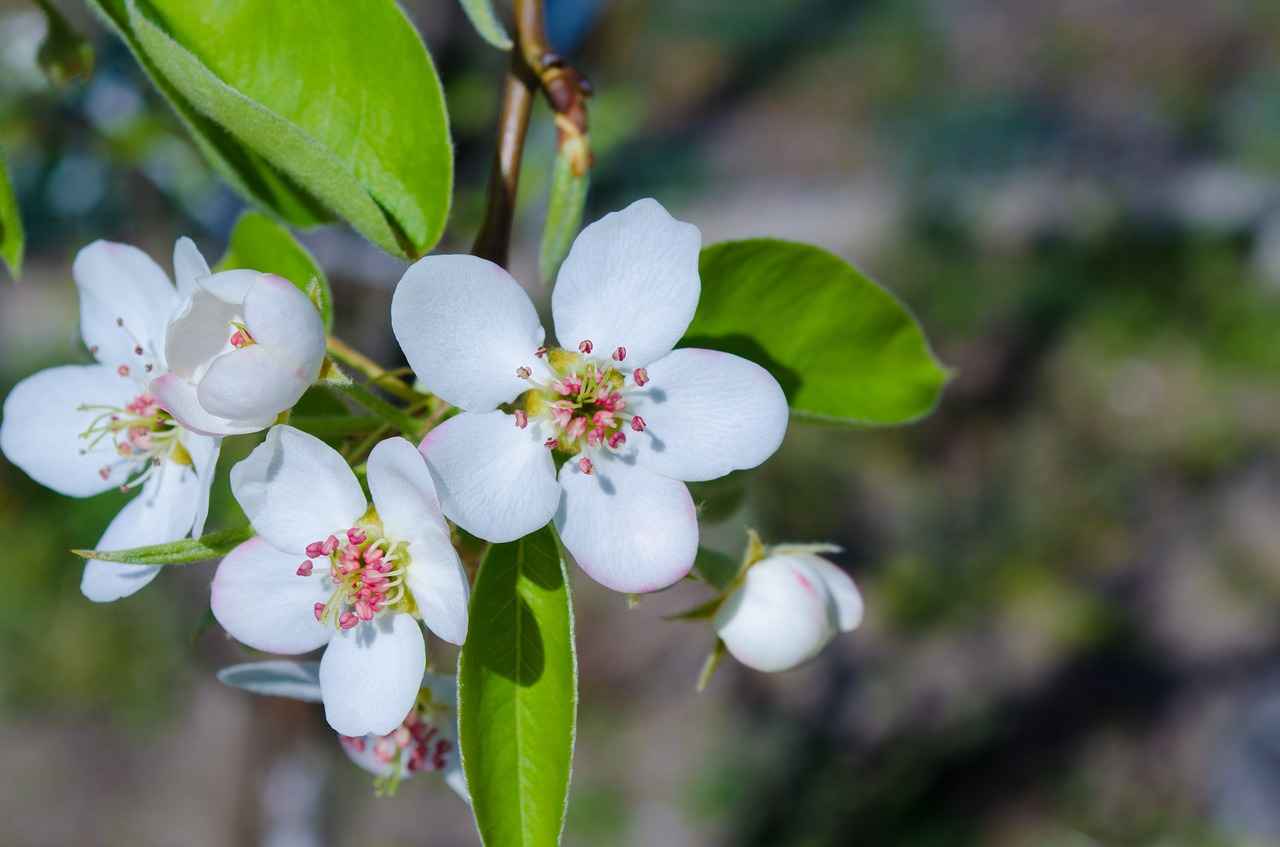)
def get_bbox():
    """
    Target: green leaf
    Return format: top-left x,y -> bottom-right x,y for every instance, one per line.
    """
687,239 -> 949,425
87,0 -> 331,228
691,546 -> 741,592
458,0 -> 513,50
0,144 -> 23,280
539,147 -> 590,285
459,527 -> 576,847
217,211 -> 333,329
74,524 -> 255,565
90,0 -> 453,258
